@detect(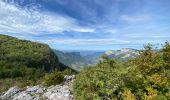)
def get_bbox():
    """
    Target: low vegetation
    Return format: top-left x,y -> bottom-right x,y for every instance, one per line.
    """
43,71 -> 64,86
73,42 -> 170,100
0,34 -> 75,93
42,68 -> 76,86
